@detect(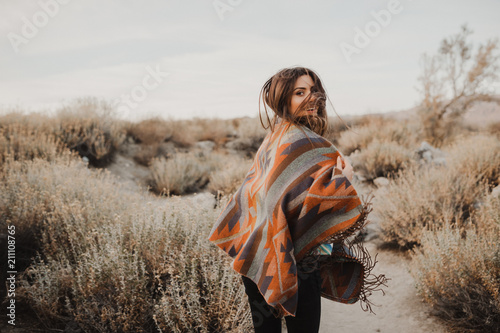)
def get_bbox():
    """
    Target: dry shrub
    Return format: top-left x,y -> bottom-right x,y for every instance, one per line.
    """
376,163 -> 488,249
20,244 -> 152,332
324,114 -> 378,146
4,156 -> 251,331
337,118 -> 419,155
444,134 -> 500,188
0,156 -> 137,270
207,154 -> 253,195
1,156 -> 153,332
228,117 -> 267,155
166,118 -> 237,148
410,216 -> 500,332
53,97 -> 127,167
474,191 -> 500,235
0,122 -> 75,170
350,139 -> 415,180
376,133 -> 500,248
190,117 -> 236,144
487,121 -> 500,138
233,117 -> 267,141
133,142 -> 161,167
126,117 -> 174,145
149,151 -> 217,195
151,196 -> 252,332
169,119 -> 198,148
418,110 -> 470,147
0,110 -> 56,132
